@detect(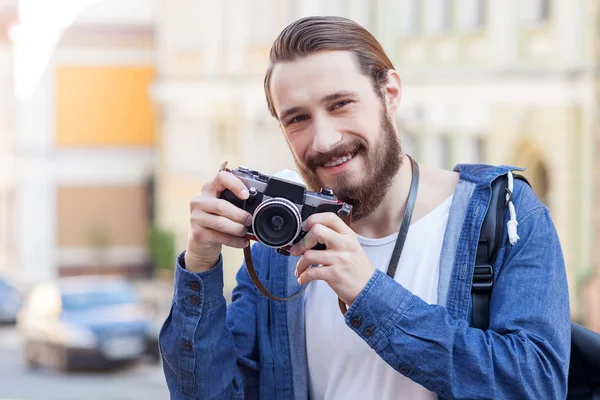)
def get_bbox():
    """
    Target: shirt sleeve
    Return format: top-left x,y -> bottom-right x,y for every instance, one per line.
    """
159,248 -> 261,400
345,210 -> 570,399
